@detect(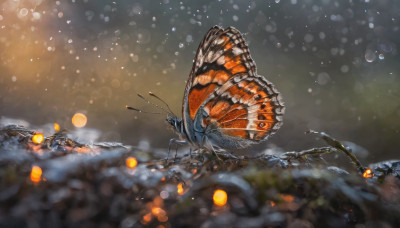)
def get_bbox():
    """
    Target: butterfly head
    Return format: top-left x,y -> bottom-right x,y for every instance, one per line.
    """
166,115 -> 183,134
